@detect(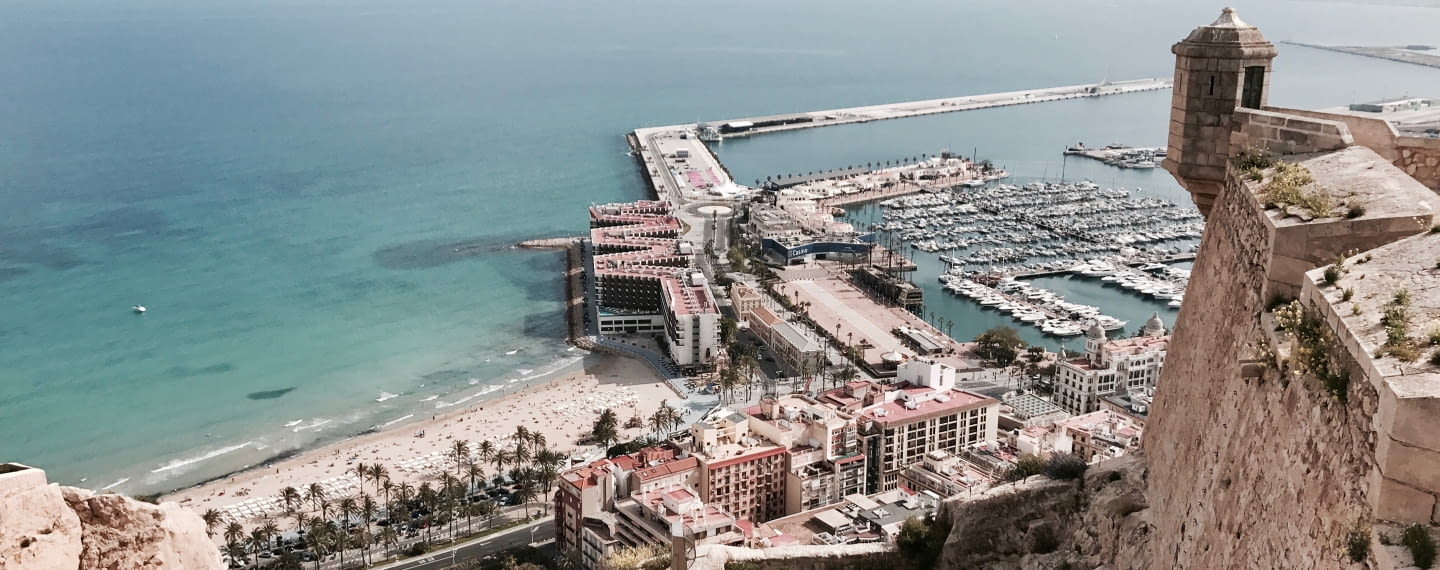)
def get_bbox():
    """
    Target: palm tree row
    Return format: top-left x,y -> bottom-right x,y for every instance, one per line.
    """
205,426 -> 570,568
